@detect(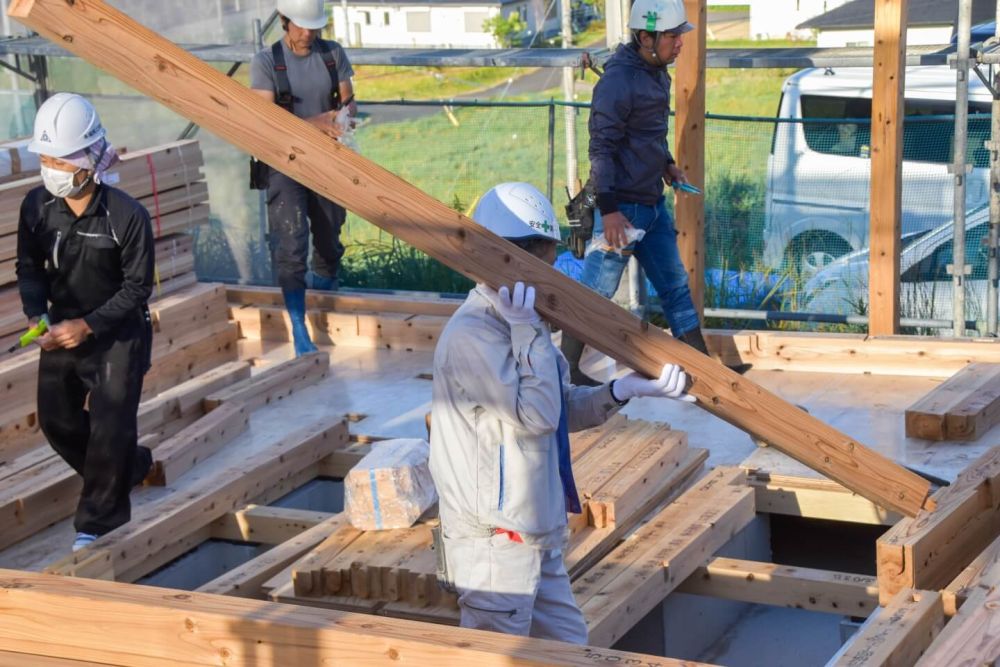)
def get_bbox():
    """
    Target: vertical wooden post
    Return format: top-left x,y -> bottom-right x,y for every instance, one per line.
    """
869,0 -> 907,335
676,0 -> 707,321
